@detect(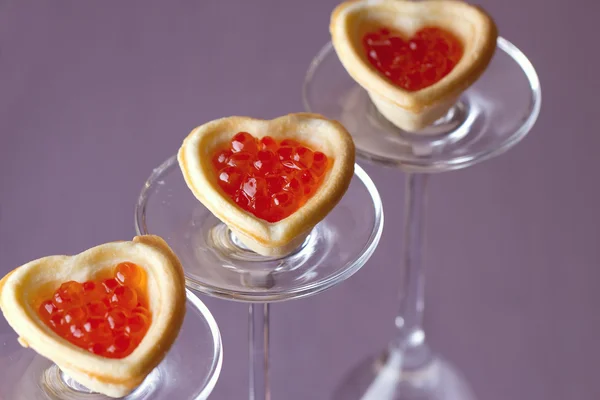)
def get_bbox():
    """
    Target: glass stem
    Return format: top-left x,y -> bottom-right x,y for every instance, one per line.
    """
249,303 -> 270,400
391,173 -> 432,369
